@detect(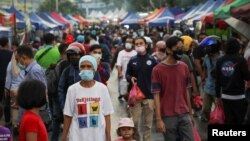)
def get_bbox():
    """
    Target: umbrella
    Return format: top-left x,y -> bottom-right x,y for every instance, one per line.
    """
224,17 -> 250,39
